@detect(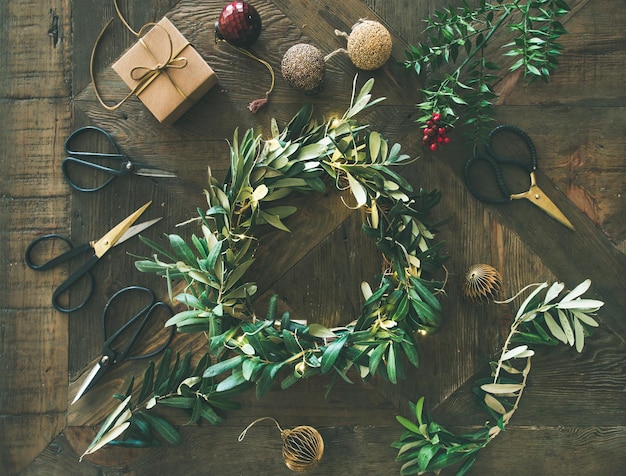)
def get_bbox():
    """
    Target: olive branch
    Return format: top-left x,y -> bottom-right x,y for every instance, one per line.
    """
393,278 -> 603,475
81,77 -> 449,458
